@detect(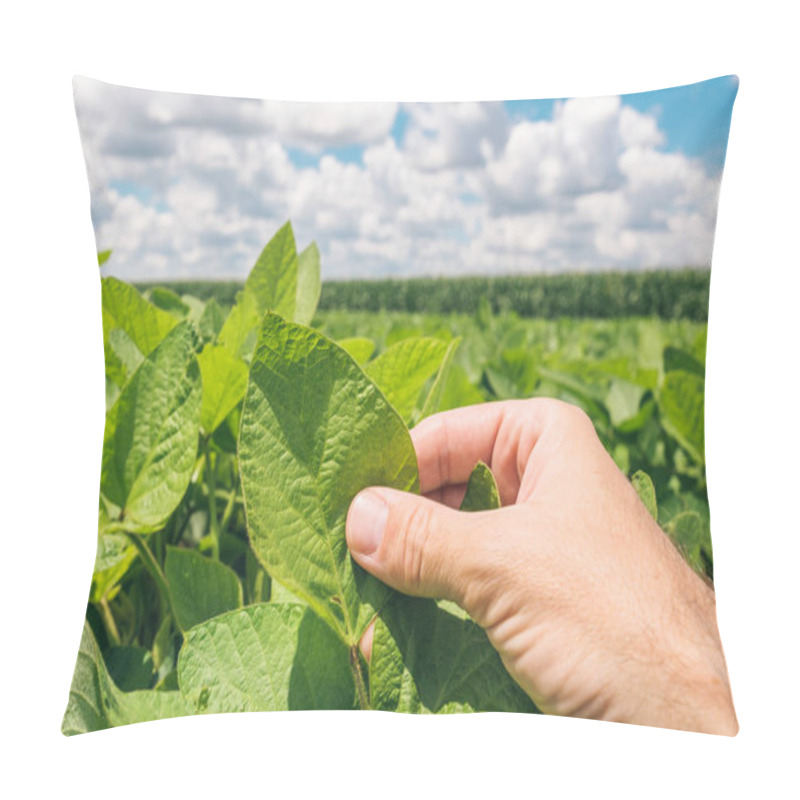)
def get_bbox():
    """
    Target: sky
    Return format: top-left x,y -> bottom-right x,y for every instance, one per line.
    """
73,75 -> 738,281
